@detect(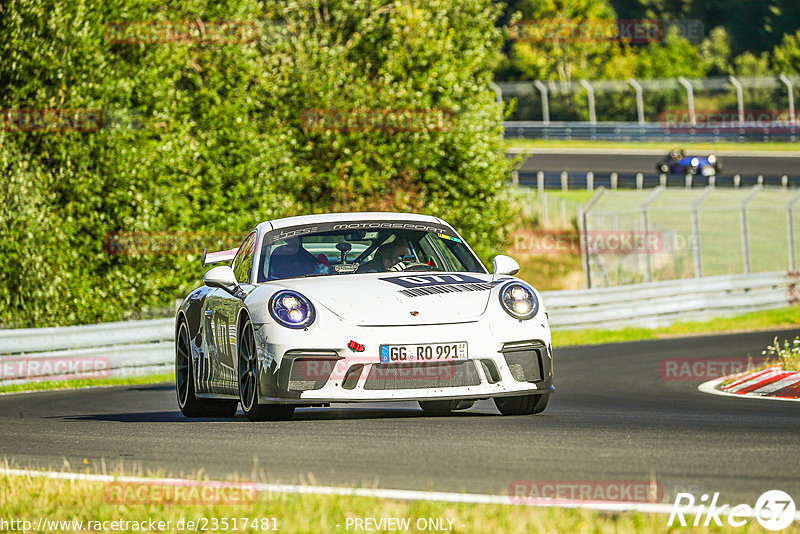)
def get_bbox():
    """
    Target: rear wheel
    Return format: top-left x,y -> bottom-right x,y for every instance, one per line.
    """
494,393 -> 549,416
175,320 -> 238,418
658,164 -> 669,174
238,317 -> 295,421
419,400 -> 475,414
